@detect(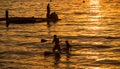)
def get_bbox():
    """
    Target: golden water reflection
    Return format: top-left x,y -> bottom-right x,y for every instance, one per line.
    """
0,0 -> 120,69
